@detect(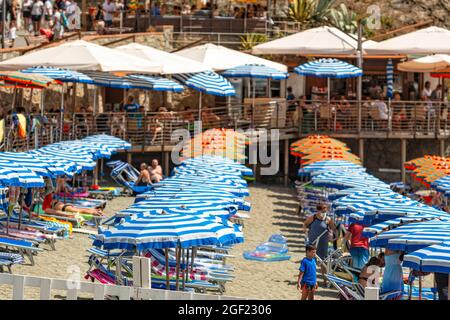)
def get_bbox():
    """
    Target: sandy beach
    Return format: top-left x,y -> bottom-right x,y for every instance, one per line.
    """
0,184 -> 339,300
